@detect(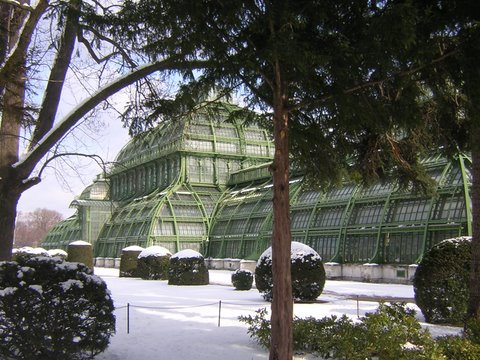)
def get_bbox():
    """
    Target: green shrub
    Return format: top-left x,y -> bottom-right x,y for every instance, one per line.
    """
0,256 -> 115,360
12,247 -> 49,262
168,249 -> 209,285
240,303 -> 444,359
436,335 -> 480,360
67,240 -> 94,270
231,269 -> 254,290
413,236 -> 471,324
120,246 -> 144,278
255,242 -> 325,301
136,246 -> 171,280
47,248 -> 68,260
